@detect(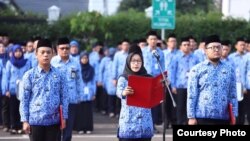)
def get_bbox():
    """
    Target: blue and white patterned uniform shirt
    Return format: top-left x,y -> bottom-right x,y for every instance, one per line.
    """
228,52 -> 247,86
89,51 -> 100,82
187,60 -> 238,120
98,56 -> 116,95
116,76 -> 153,138
171,52 -> 199,88
19,66 -> 69,126
221,57 -> 234,67
2,60 -> 31,95
0,61 -> 3,94
142,46 -> 165,77
193,48 -> 207,63
51,55 -> 83,104
163,48 -> 181,84
29,52 -> 38,67
243,53 -> 250,89
112,51 -> 128,80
